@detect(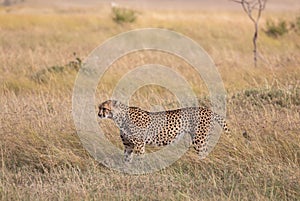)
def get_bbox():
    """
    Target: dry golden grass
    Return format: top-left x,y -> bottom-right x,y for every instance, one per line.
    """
0,5 -> 300,201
